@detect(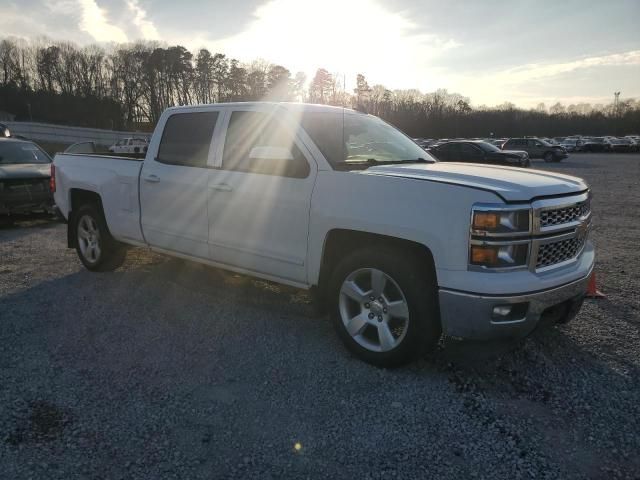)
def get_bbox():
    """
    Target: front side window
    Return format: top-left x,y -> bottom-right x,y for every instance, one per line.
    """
0,142 -> 51,164
222,111 -> 310,178
300,110 -> 435,170
157,111 -> 219,167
